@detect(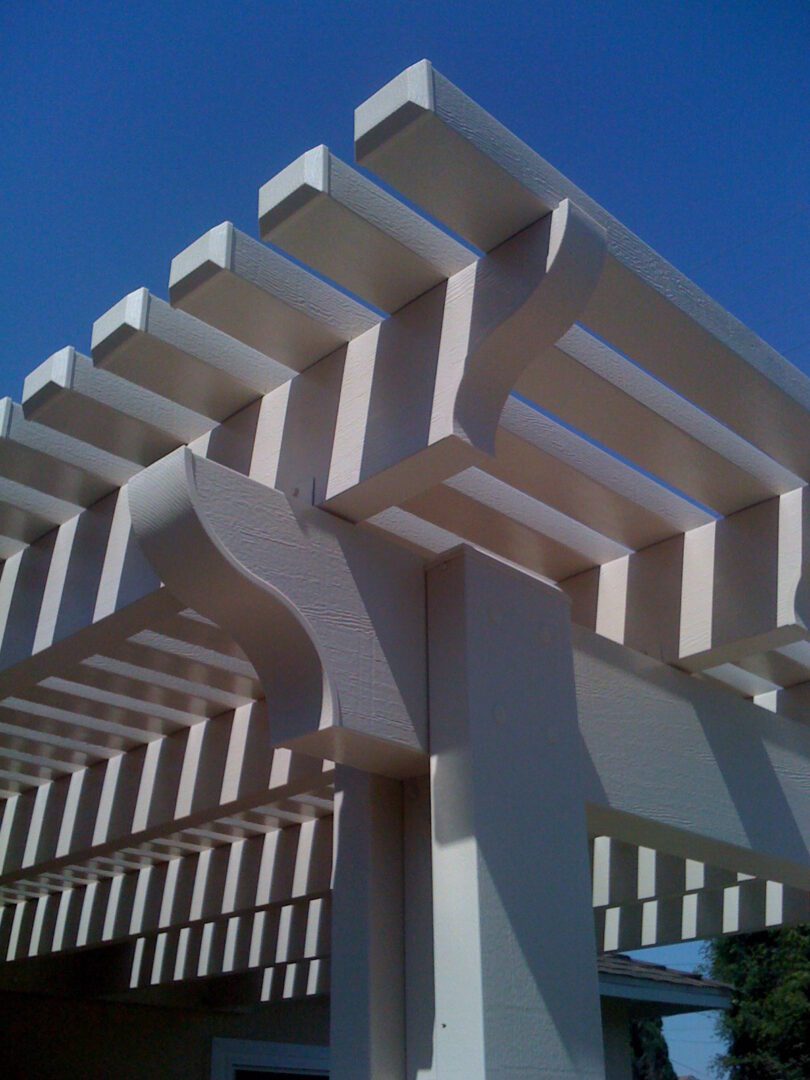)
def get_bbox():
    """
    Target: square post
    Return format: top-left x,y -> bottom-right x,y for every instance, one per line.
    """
427,546 -> 605,1078
330,765 -> 405,1079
